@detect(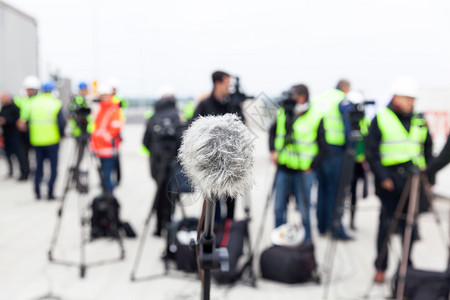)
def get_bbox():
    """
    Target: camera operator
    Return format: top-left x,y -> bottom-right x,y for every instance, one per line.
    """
191,70 -> 245,223
143,89 -> 182,236
316,79 -> 355,240
366,76 -> 432,283
268,84 -> 327,242
192,70 -> 245,123
68,82 -> 91,138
